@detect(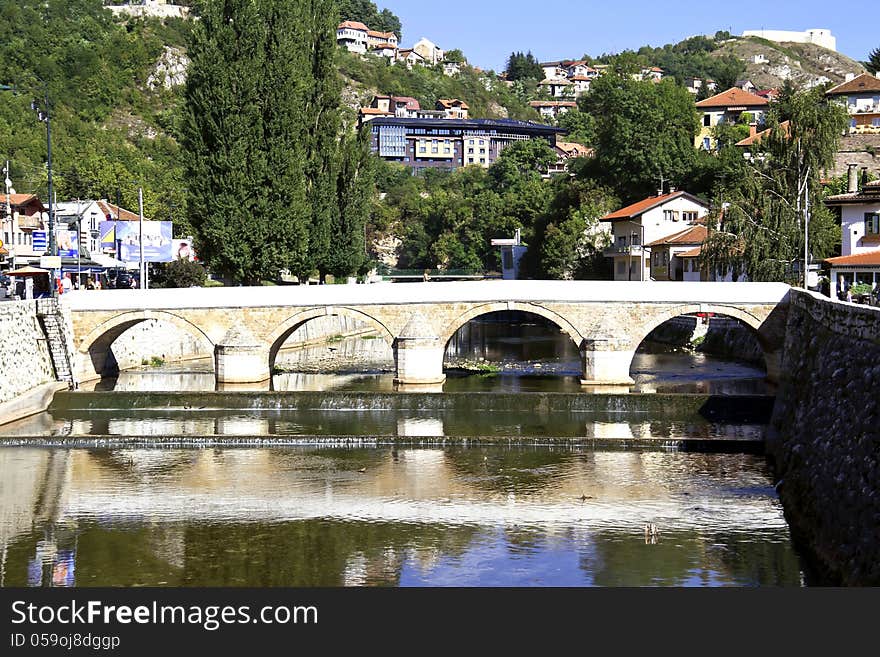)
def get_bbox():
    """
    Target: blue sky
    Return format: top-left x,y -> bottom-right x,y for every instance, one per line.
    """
378,1 -> 874,71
